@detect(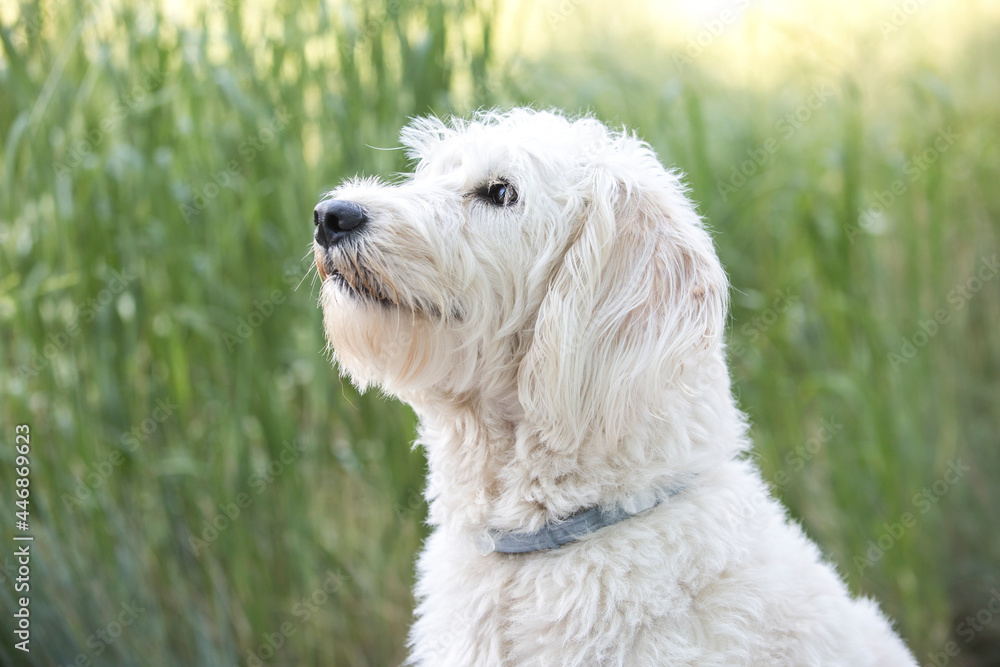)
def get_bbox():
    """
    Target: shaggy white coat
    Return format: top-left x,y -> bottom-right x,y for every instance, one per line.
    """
314,108 -> 918,666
